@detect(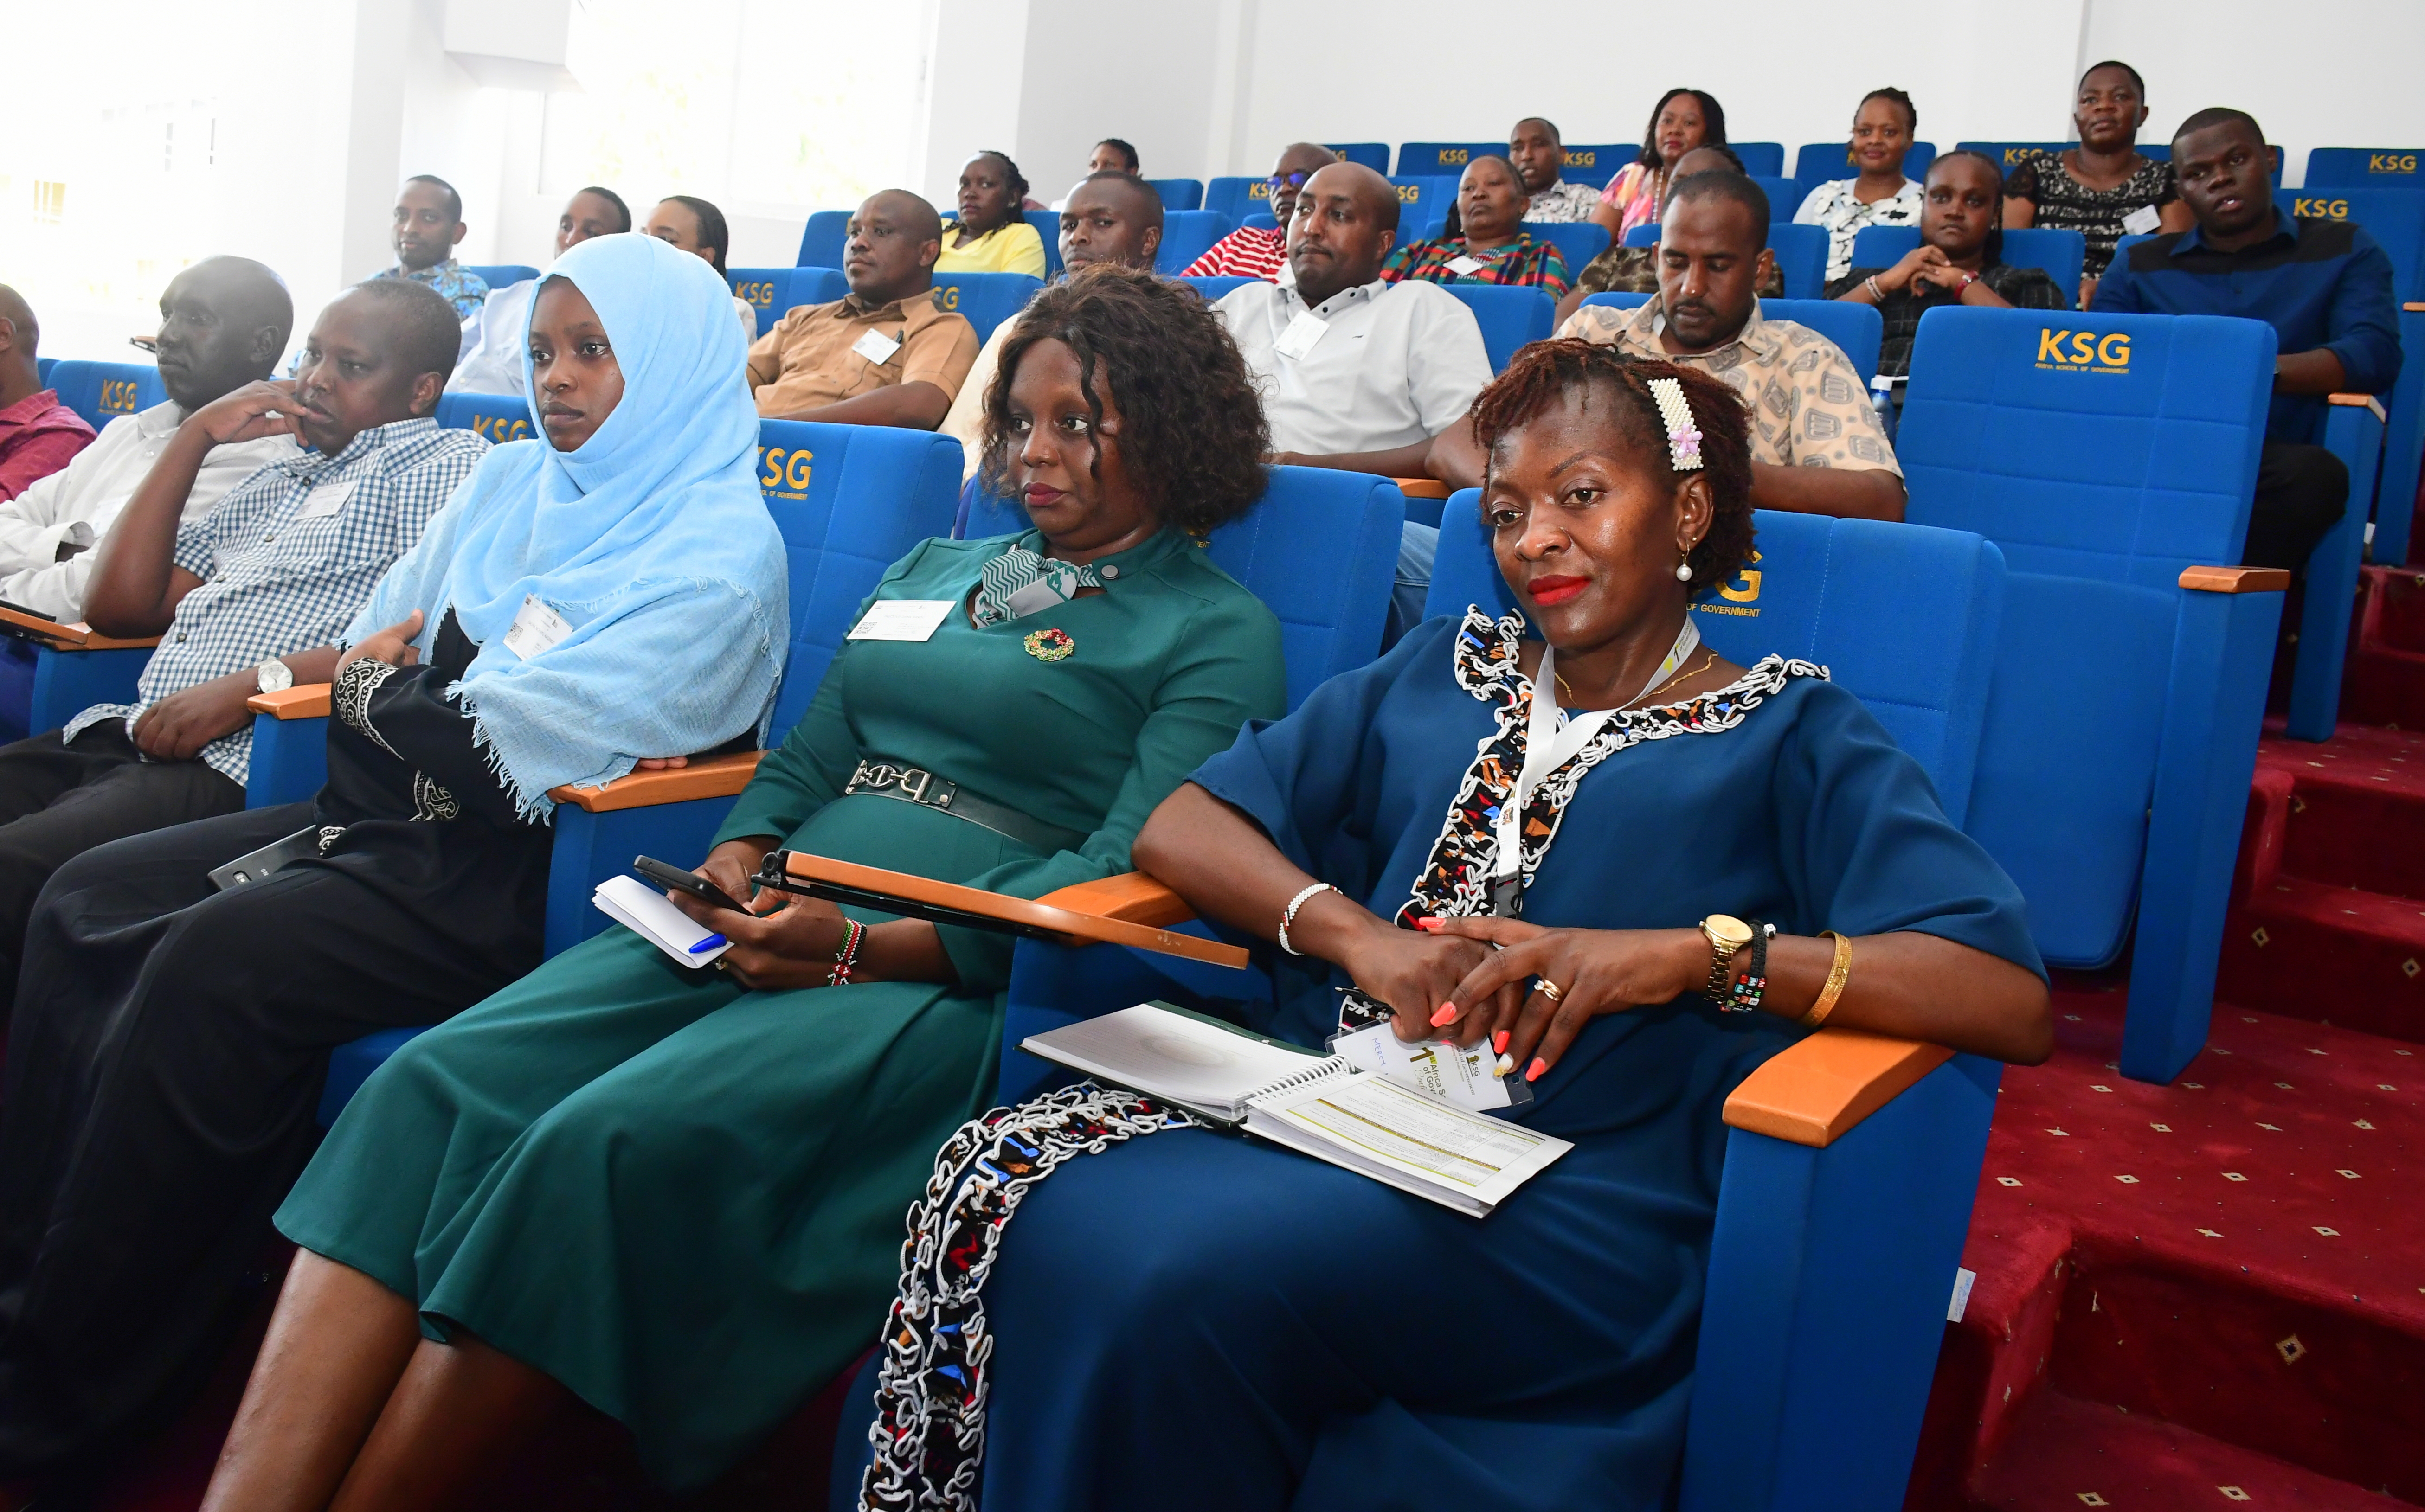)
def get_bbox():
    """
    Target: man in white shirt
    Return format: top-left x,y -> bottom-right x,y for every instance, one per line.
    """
0,257 -> 297,621
1211,162 -> 1493,631
449,186 -> 631,395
